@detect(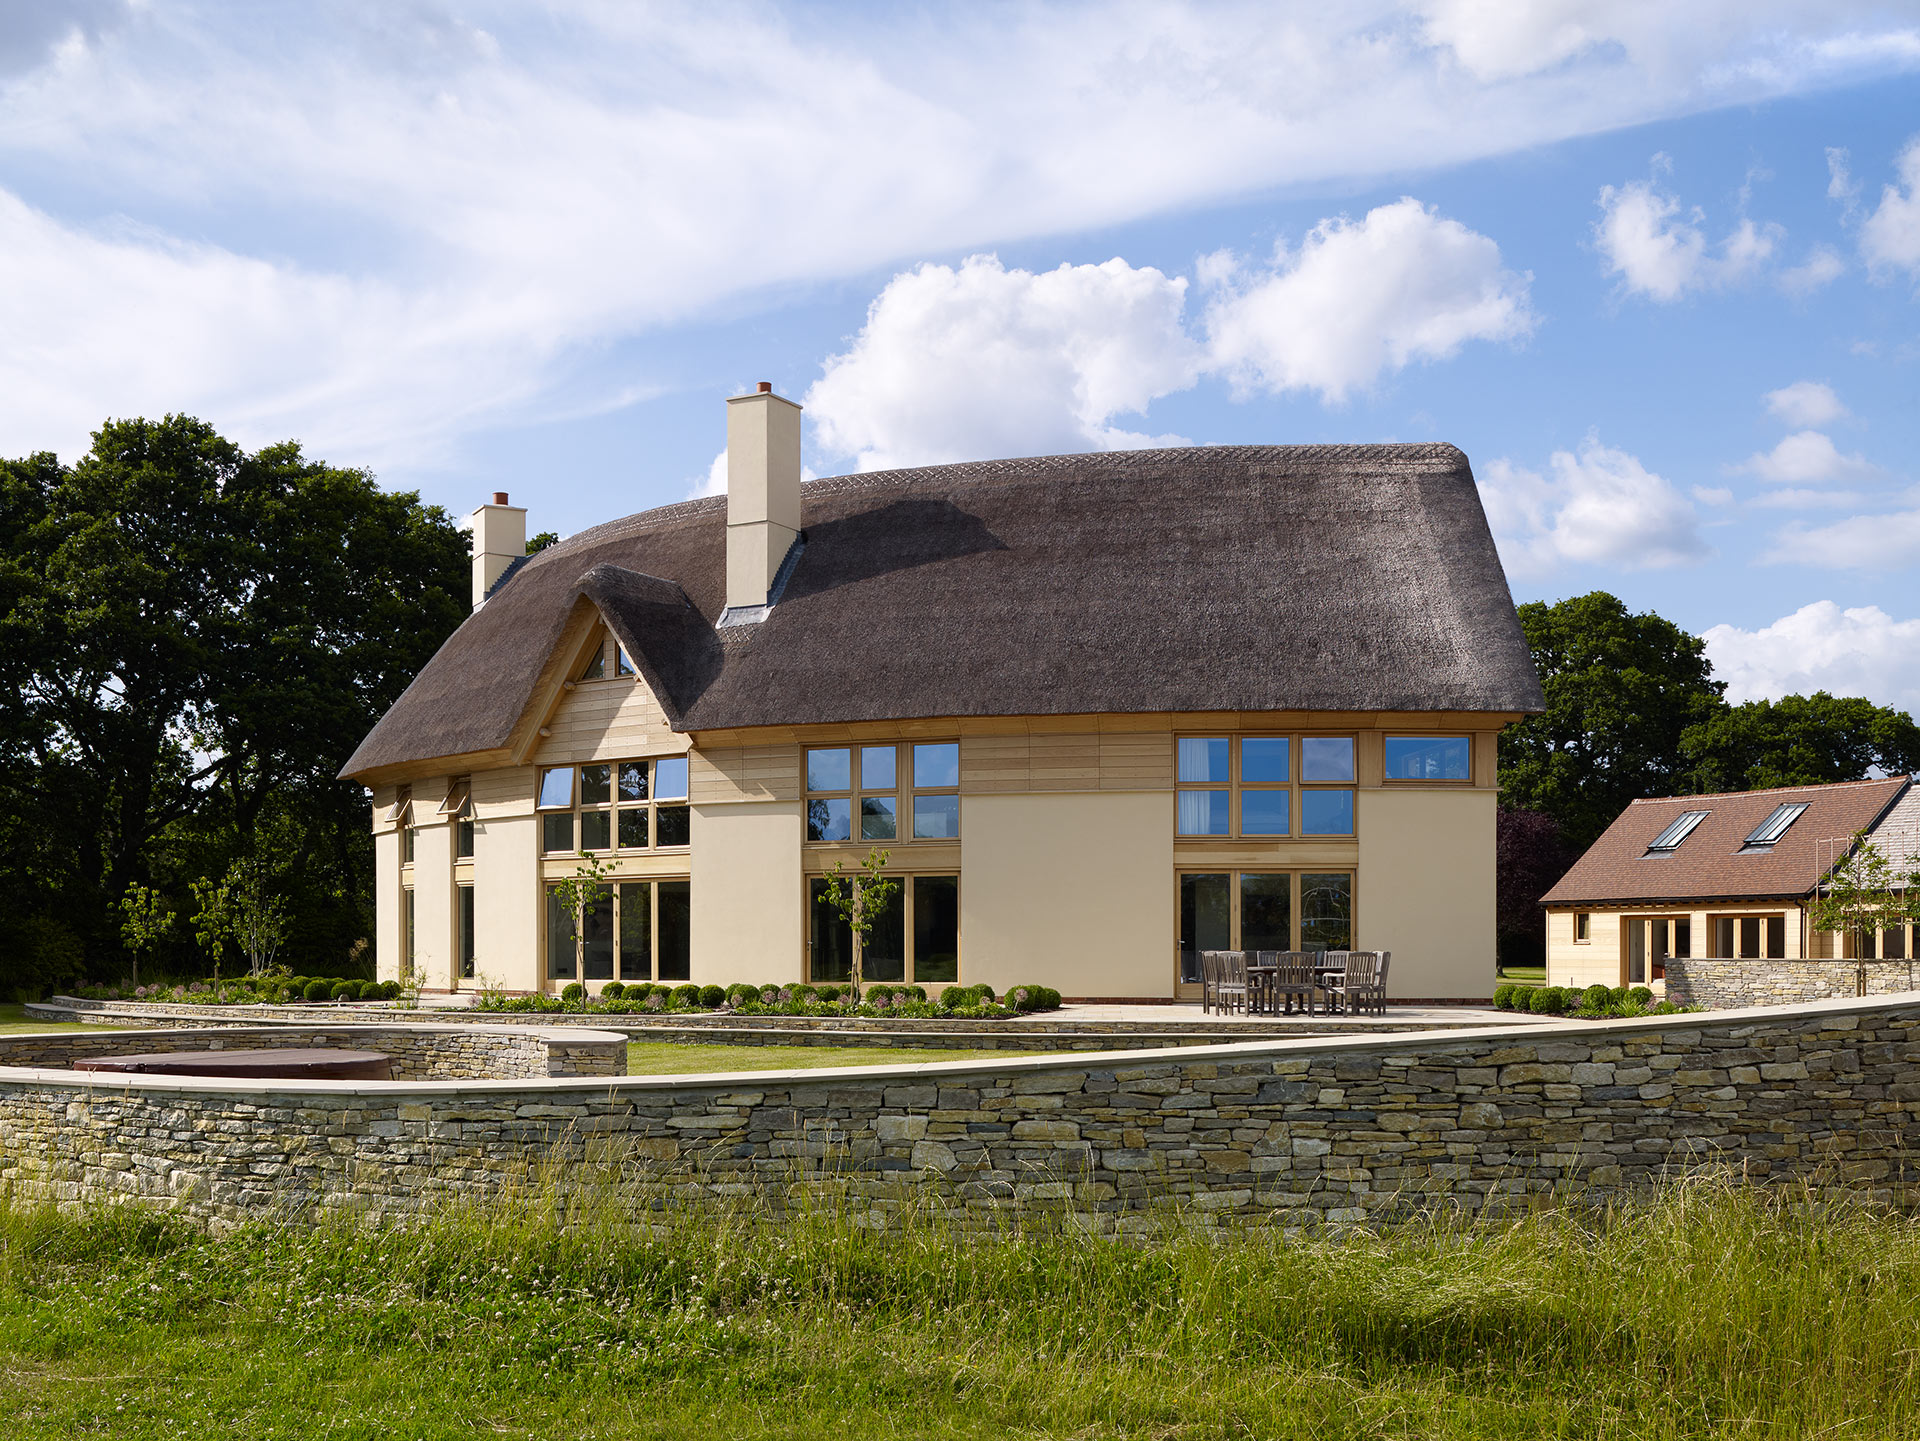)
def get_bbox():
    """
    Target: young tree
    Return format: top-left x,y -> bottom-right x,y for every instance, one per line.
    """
1808,834 -> 1920,997
189,874 -> 233,982
118,882 -> 175,989
546,852 -> 613,983
223,855 -> 291,976
818,848 -> 898,999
